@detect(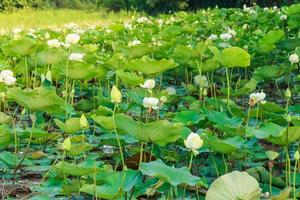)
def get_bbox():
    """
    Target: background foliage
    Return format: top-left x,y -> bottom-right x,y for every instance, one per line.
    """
0,0 -> 299,12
